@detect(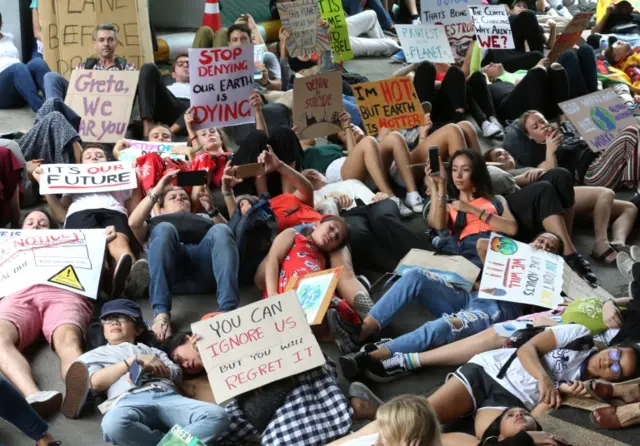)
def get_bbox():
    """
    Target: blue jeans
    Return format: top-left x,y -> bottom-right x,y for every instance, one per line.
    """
0,378 -> 48,441
343,94 -> 362,127
101,389 -> 229,445
148,223 -> 240,316
43,71 -> 69,101
342,0 -> 392,29
0,59 -> 49,111
369,269 -> 521,353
